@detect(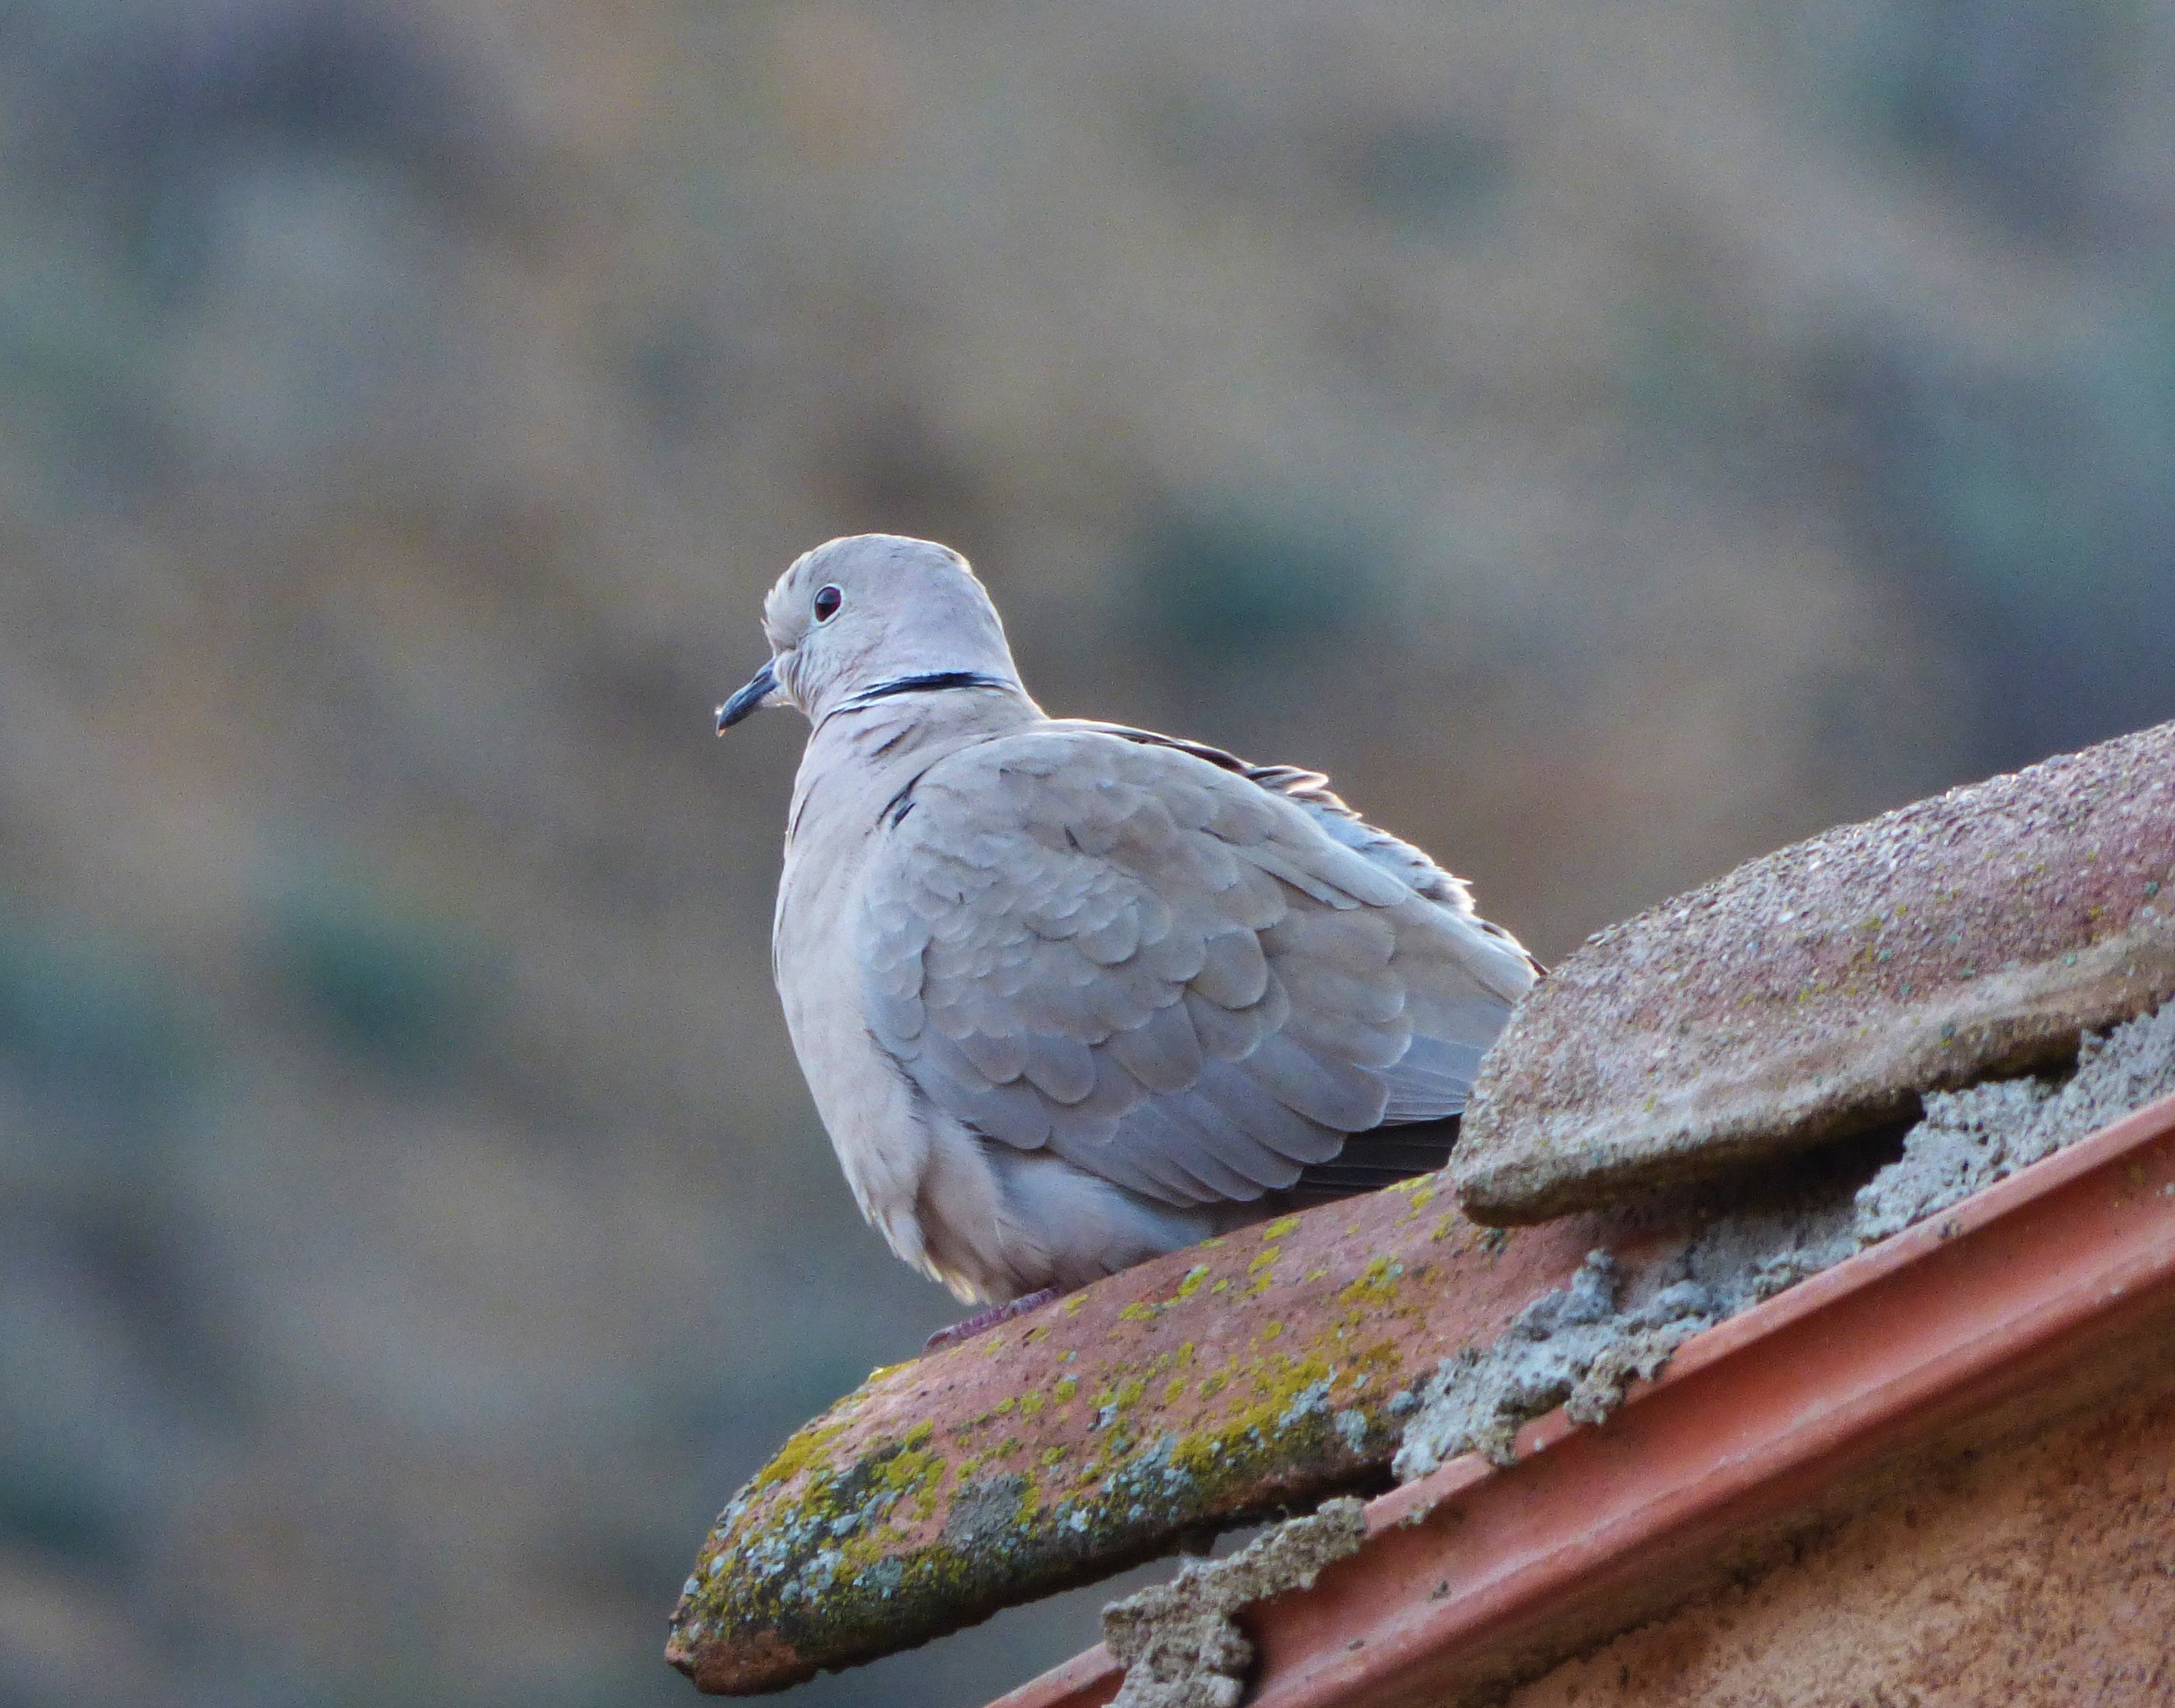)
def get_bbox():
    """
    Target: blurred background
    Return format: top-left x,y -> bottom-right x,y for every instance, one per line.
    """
1,0 -> 2171,1703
